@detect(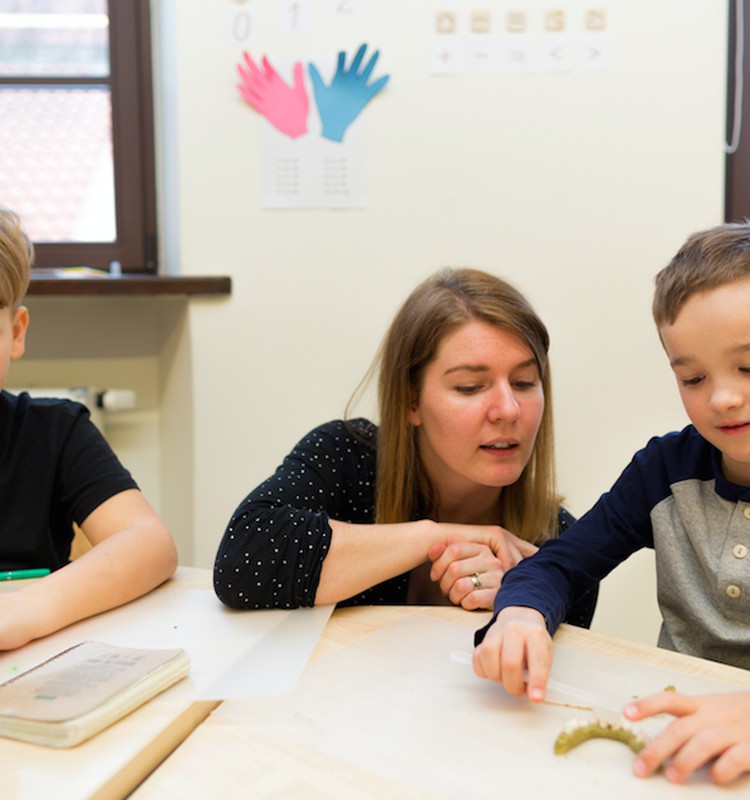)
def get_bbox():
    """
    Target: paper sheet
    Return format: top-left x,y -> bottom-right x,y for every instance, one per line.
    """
255,54 -> 368,209
198,604 -> 334,699
260,112 -> 365,208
